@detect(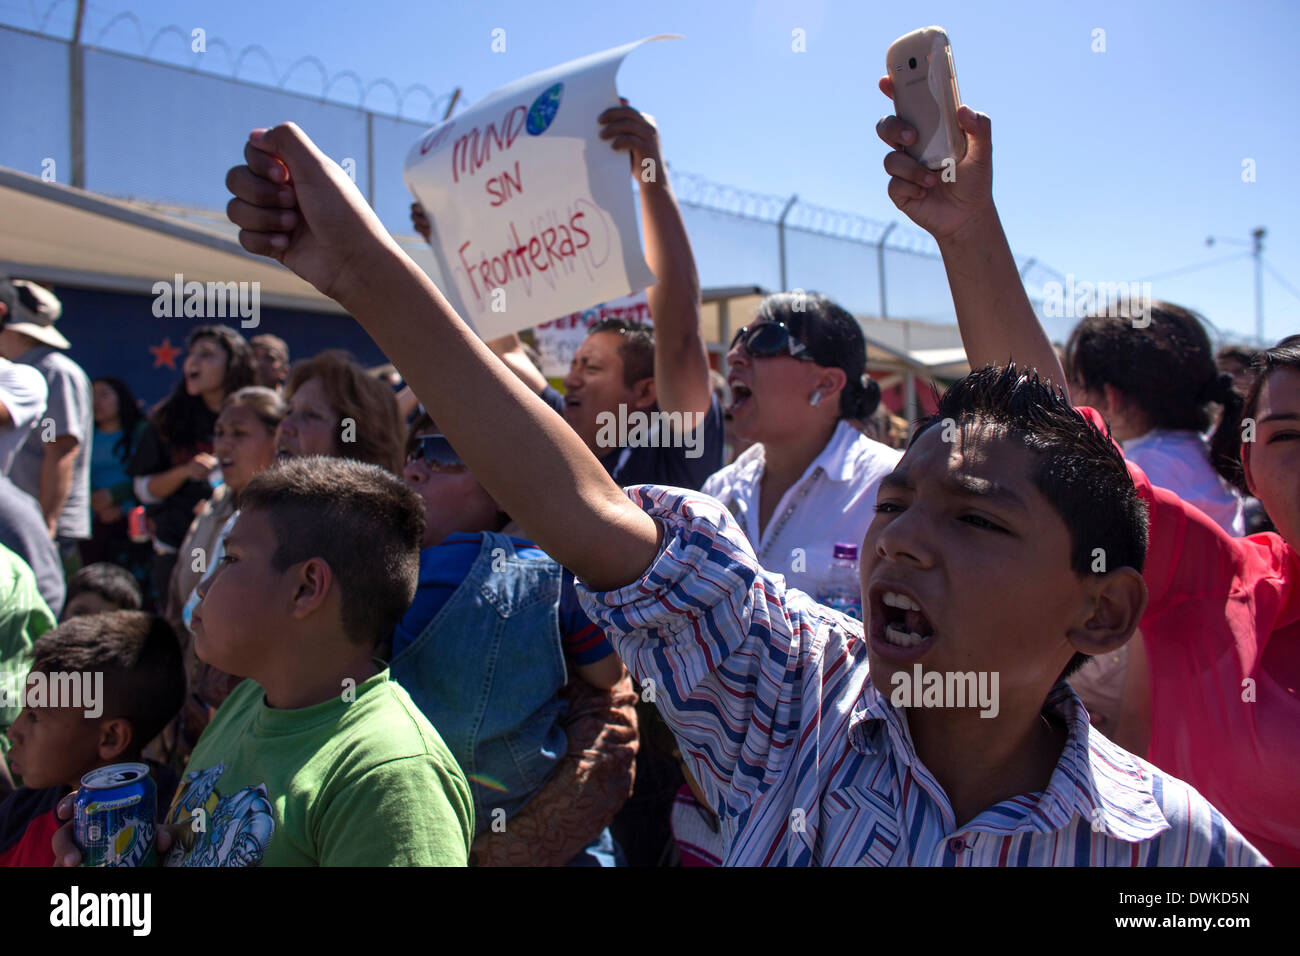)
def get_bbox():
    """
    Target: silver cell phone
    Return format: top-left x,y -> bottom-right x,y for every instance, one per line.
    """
886,26 -> 965,171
